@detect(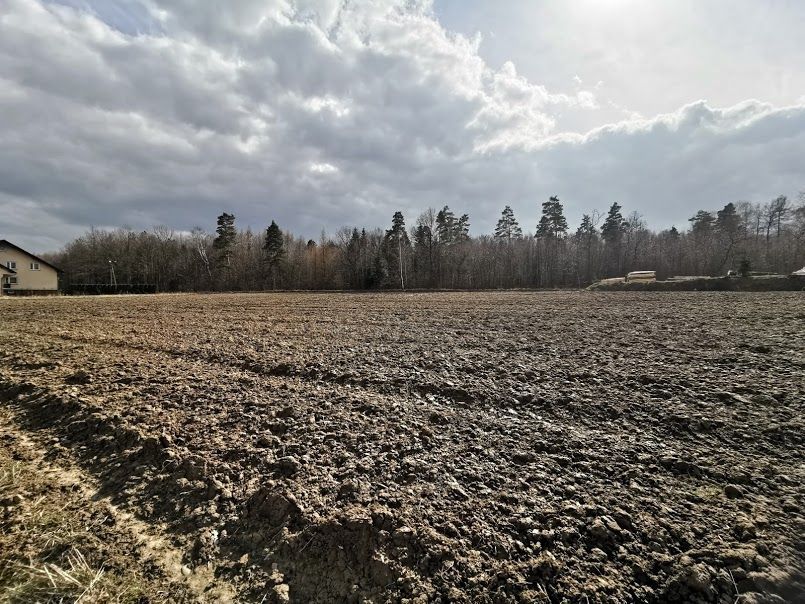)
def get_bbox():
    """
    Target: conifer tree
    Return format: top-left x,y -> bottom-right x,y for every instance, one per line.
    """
689,210 -> 716,239
436,206 -> 456,243
263,220 -> 285,289
716,203 -> 740,236
601,203 -> 625,244
456,214 -> 470,241
575,214 -> 596,238
536,196 -> 568,238
213,212 -> 236,267
384,211 -> 410,289
494,206 -> 523,242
